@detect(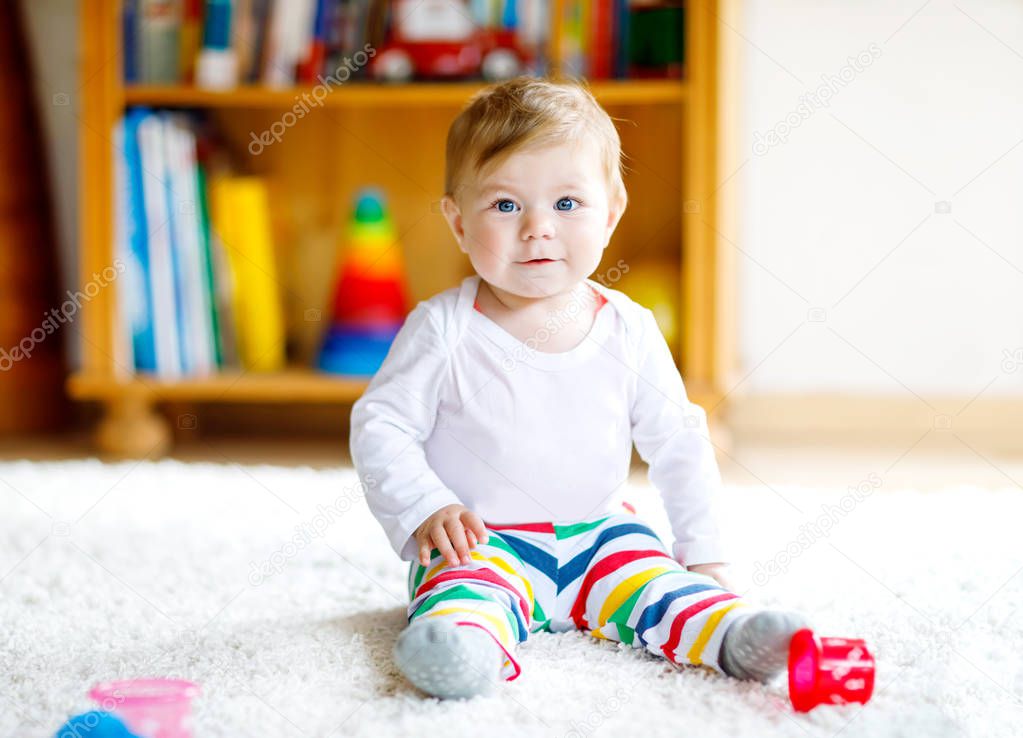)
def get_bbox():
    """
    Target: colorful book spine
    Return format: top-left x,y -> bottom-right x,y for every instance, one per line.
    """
117,109 -> 256,377
590,0 -> 612,79
262,0 -> 316,87
297,0 -> 329,83
209,177 -> 285,372
501,0 -> 517,30
469,0 -> 489,26
613,0 -> 630,79
157,114 -> 192,376
196,0 -> 239,89
204,210 -> 240,369
163,113 -> 217,375
119,110 -> 158,373
246,0 -> 273,82
123,0 -> 139,83
135,110 -> 182,377
139,0 -> 183,84
112,120 -> 137,377
179,0 -> 203,82
195,167 -> 224,368
560,0 -> 587,78
516,0 -> 547,74
232,0 -> 255,82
